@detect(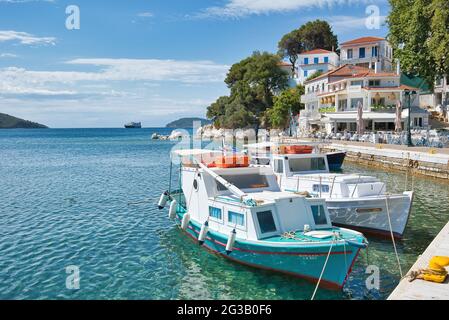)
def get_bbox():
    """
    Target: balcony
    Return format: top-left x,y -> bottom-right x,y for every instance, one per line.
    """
300,93 -> 318,104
